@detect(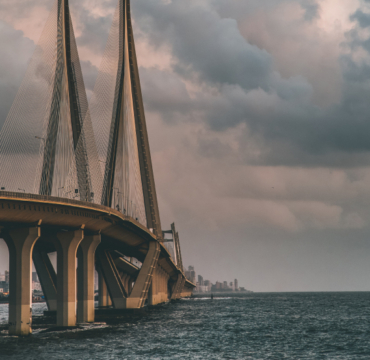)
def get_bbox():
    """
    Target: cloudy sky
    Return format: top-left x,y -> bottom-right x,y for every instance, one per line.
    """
3,0 -> 370,291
